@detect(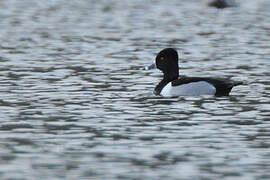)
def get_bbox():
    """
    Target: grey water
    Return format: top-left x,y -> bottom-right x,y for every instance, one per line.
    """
0,0 -> 270,179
